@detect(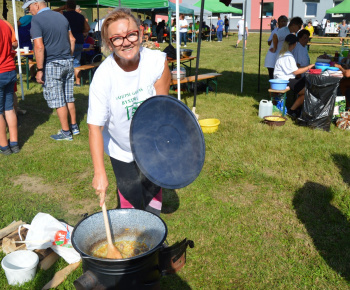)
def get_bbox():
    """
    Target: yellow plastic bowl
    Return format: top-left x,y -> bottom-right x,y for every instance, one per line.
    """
198,119 -> 220,133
